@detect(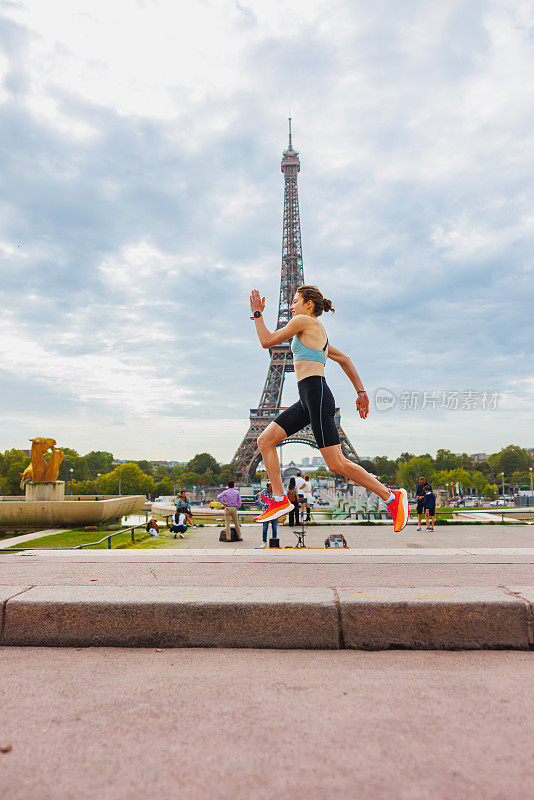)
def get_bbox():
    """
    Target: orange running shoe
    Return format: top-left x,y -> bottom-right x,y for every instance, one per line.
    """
386,488 -> 409,533
254,495 -> 293,523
